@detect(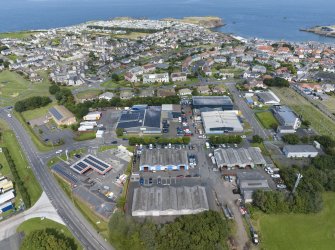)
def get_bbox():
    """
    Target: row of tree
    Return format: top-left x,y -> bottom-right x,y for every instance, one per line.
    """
128,136 -> 191,146
14,96 -> 52,112
109,211 -> 230,250
209,134 -> 242,144
263,77 -> 289,87
3,147 -> 31,208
